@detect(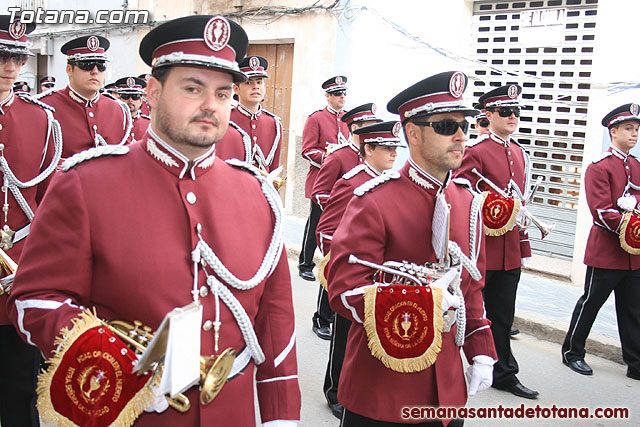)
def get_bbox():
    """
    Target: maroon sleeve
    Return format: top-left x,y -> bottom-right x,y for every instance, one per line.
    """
268,119 -> 283,172
585,162 -> 623,233
311,153 -> 344,209
301,114 -> 324,168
